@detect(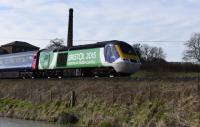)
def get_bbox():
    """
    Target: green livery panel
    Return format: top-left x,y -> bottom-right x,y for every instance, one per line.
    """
56,48 -> 103,68
39,48 -> 103,70
67,48 -> 102,68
